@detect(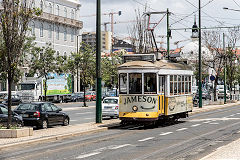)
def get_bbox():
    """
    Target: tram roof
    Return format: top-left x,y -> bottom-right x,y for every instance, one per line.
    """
118,60 -> 192,71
